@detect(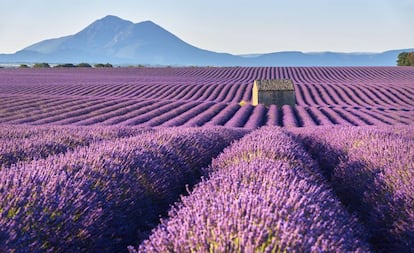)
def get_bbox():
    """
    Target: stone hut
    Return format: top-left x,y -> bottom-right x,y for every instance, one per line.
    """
252,79 -> 295,107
